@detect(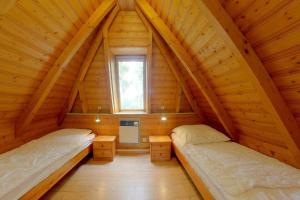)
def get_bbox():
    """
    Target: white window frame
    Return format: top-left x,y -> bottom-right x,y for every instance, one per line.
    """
113,55 -> 146,112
